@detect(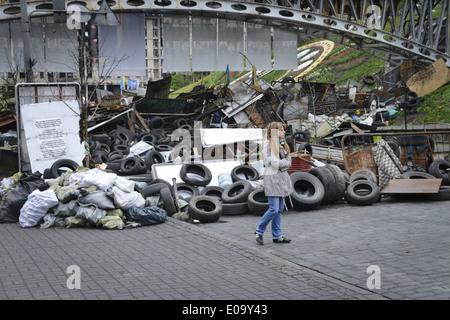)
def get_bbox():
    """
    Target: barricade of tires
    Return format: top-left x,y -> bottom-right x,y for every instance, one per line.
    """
82,127 -> 182,177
